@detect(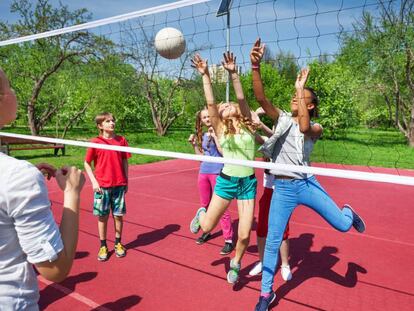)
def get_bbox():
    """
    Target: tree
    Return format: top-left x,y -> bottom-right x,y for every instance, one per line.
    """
0,0 -> 110,135
339,0 -> 414,145
120,21 -> 203,136
308,61 -> 360,138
